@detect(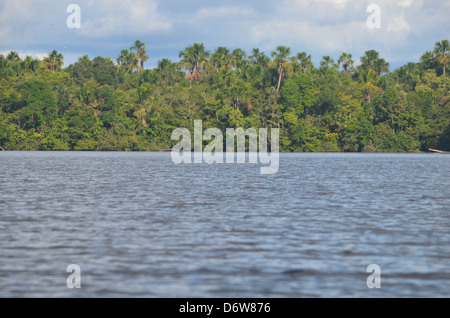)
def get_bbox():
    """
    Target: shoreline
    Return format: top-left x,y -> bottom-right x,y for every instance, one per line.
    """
0,149 -> 447,154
